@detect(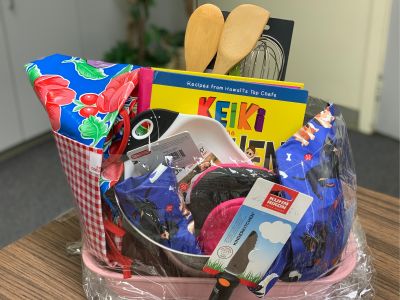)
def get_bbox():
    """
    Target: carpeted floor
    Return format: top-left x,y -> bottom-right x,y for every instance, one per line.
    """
0,130 -> 398,248
349,130 -> 399,197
